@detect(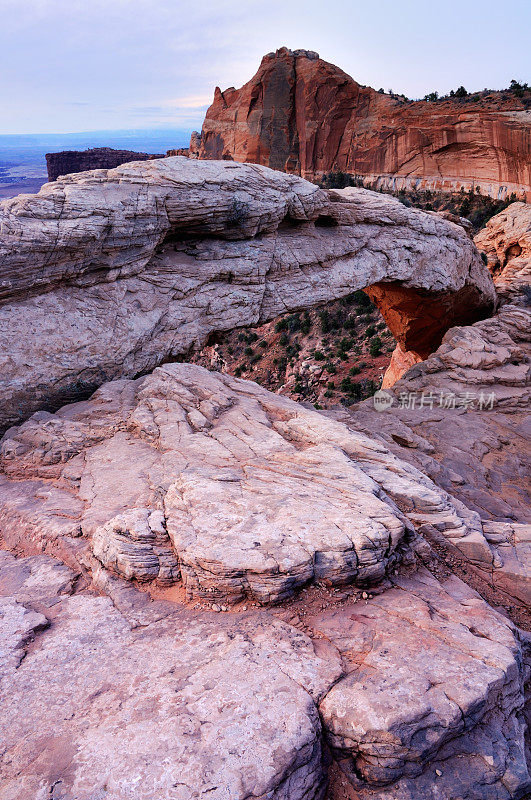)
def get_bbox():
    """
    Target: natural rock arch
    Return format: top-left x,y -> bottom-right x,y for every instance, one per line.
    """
0,157 -> 495,431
